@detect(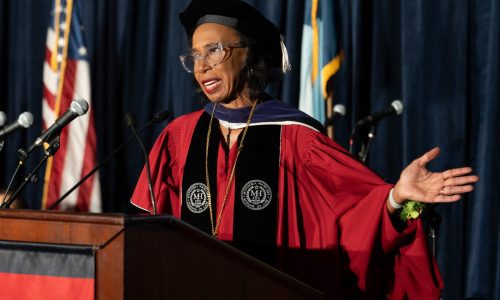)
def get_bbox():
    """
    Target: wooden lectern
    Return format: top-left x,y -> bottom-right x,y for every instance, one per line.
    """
0,210 -> 323,299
